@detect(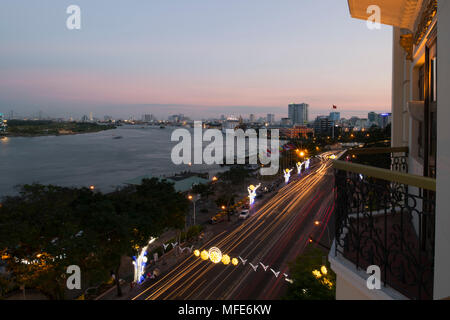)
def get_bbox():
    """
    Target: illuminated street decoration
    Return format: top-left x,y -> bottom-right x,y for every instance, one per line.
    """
221,254 -> 231,265
284,168 -> 293,183
305,159 -> 311,170
192,249 -> 292,282
247,183 -> 261,205
201,250 -> 209,260
259,262 -> 269,271
296,162 -> 303,174
133,237 -> 156,284
312,269 -> 322,279
321,265 -> 328,275
270,268 -> 280,278
249,263 -> 259,272
208,247 -> 222,264
239,256 -> 248,265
